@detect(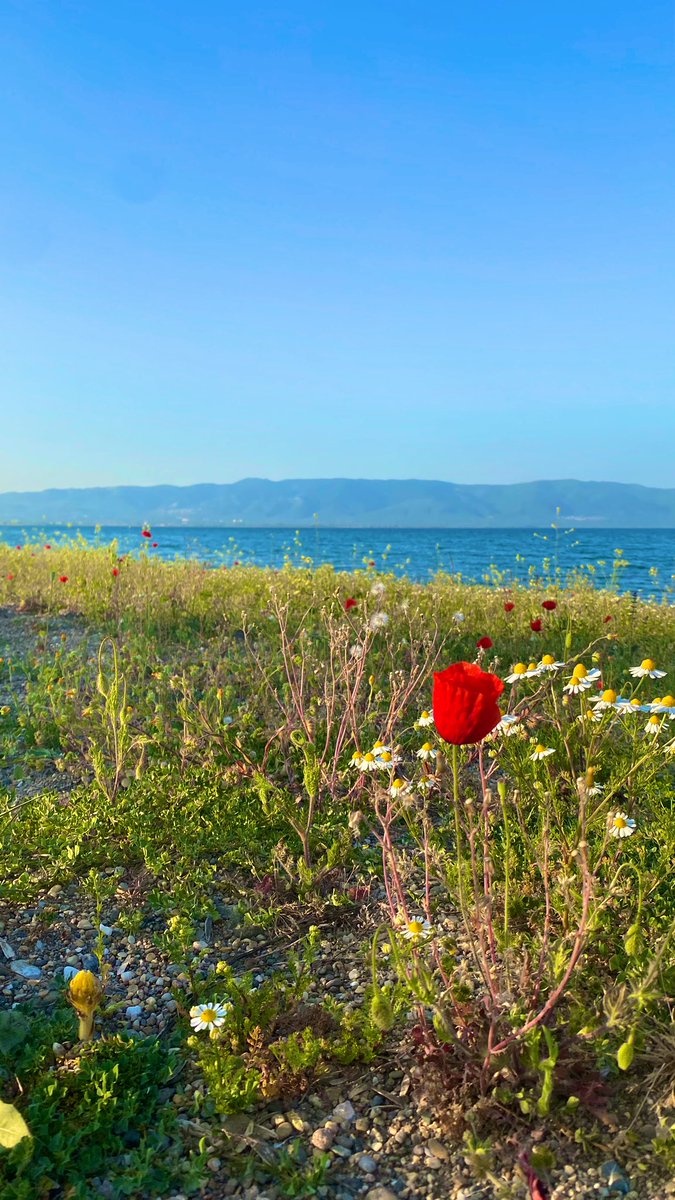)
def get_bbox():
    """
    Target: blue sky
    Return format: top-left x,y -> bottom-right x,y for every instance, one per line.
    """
1,0 -> 674,491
